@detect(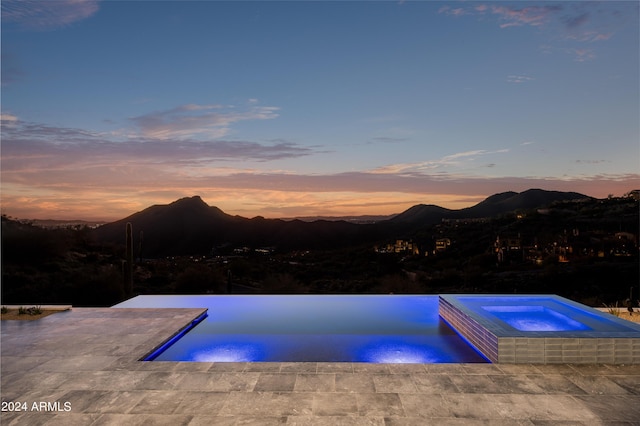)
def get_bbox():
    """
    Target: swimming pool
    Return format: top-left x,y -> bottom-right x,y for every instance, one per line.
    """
113,295 -> 488,363
439,295 -> 640,364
